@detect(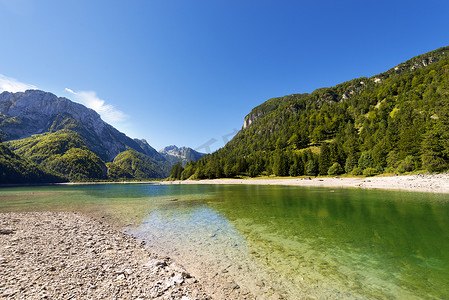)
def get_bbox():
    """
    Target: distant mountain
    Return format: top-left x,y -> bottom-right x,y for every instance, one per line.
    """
134,139 -> 167,162
159,145 -> 206,166
112,149 -> 171,179
0,90 -> 158,162
177,45 -> 449,179
0,89 -> 172,181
